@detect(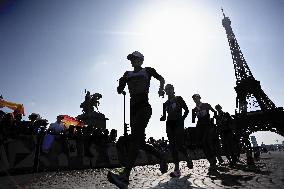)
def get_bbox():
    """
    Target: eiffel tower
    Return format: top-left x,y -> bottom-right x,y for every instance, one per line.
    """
221,8 -> 284,138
